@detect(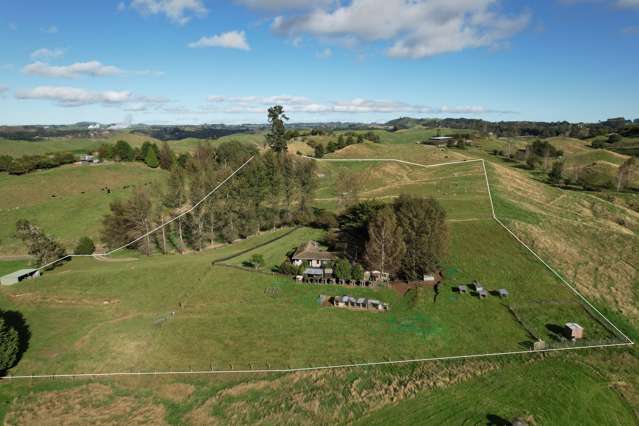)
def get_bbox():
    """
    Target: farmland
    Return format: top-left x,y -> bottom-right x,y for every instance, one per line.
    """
0,162 -> 165,255
0,130 -> 637,424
